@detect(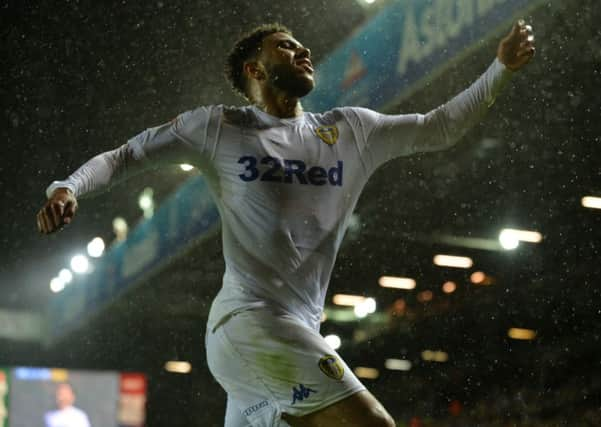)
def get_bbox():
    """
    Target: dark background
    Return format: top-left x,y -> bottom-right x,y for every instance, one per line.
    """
2,0 -> 600,425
